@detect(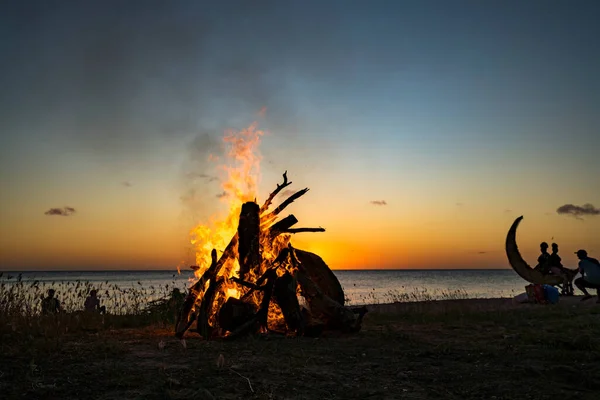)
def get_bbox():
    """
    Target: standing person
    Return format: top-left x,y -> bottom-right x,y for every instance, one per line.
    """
535,242 -> 551,274
41,289 -> 62,314
84,290 -> 106,314
573,250 -> 600,302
